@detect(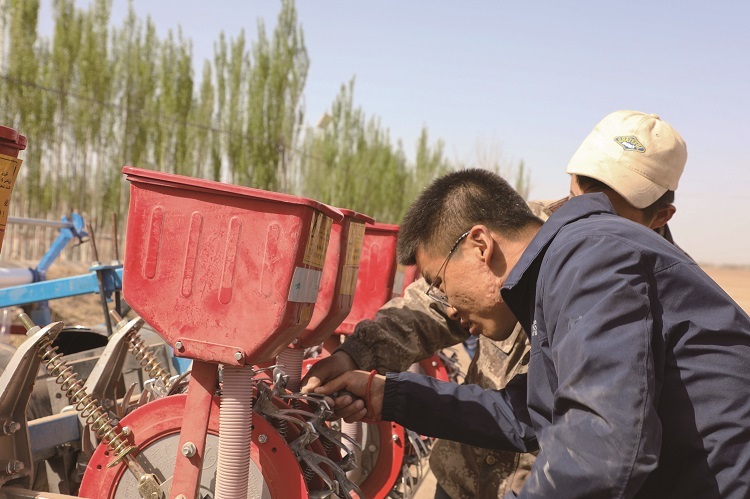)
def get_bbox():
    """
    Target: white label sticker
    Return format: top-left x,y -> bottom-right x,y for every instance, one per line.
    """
288,267 -> 322,303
